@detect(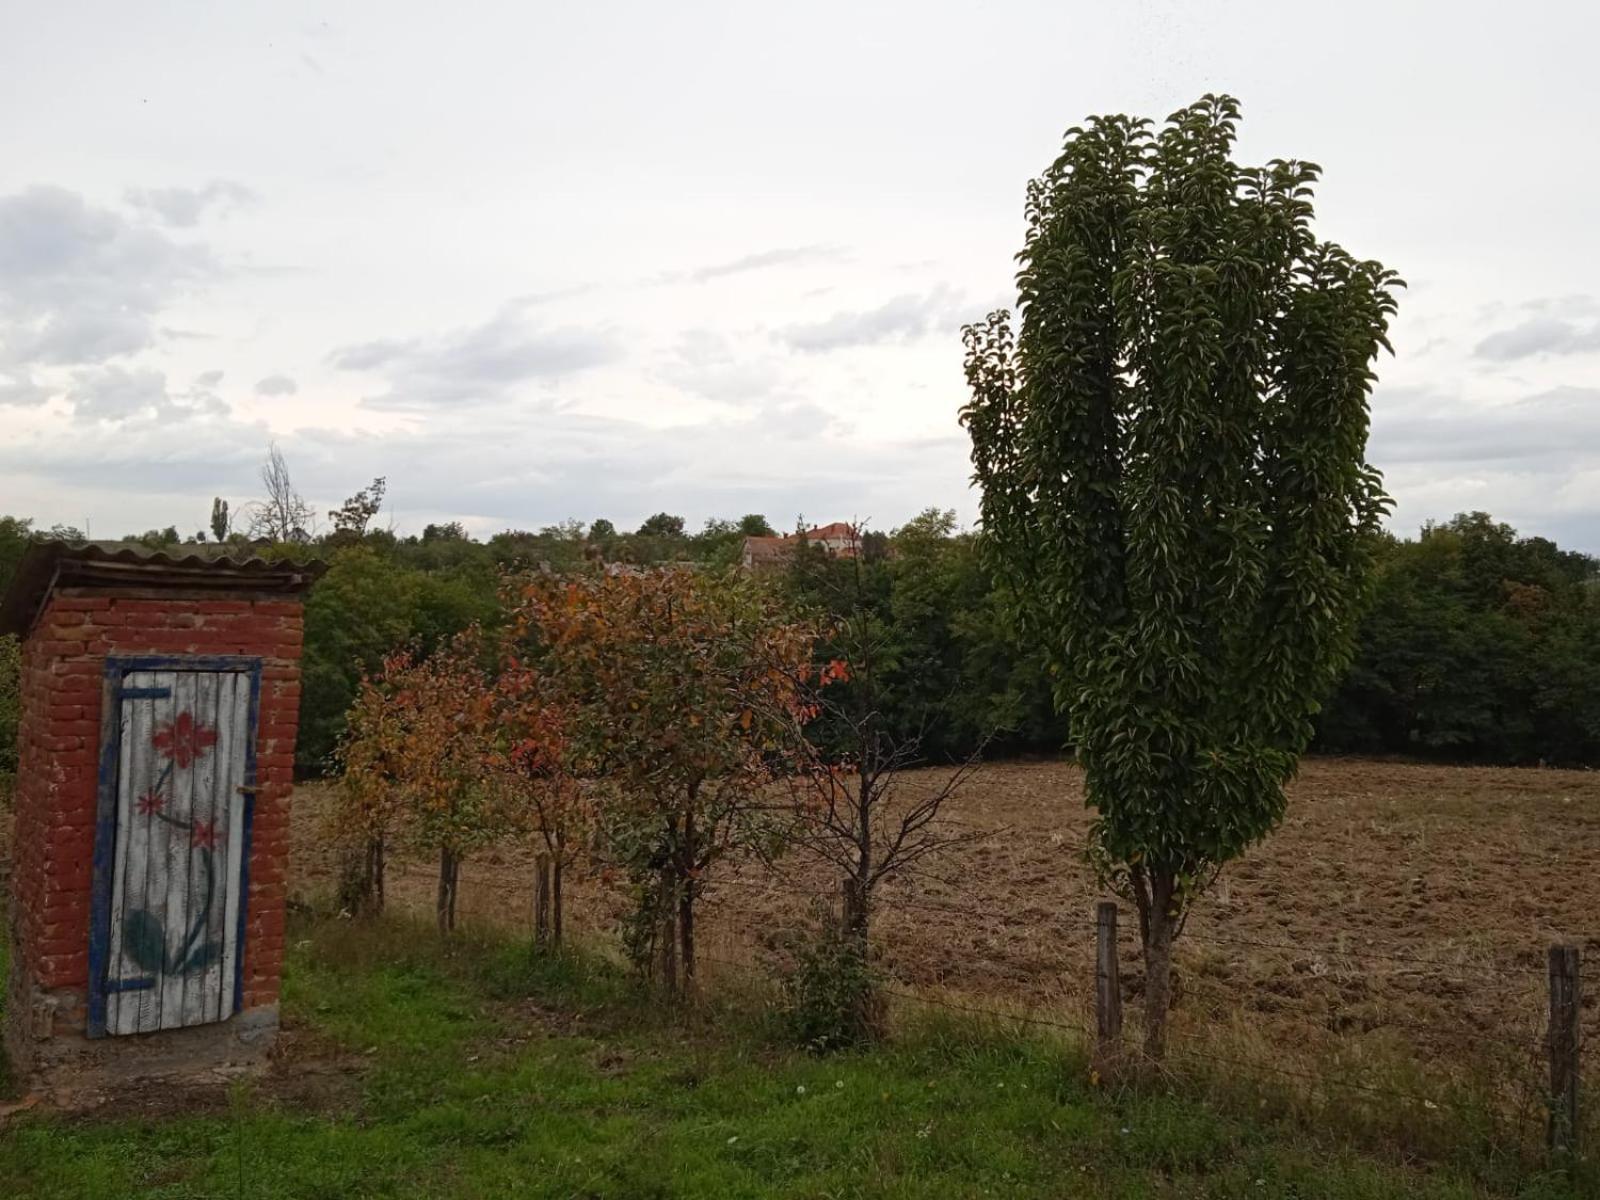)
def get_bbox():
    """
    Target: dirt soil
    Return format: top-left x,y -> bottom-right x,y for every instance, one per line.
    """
292,758 -> 1600,1073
